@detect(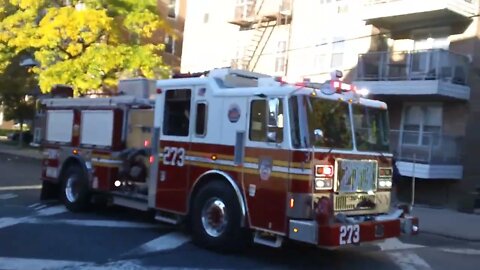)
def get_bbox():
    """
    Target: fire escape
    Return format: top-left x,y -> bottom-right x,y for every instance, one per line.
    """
229,0 -> 292,72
